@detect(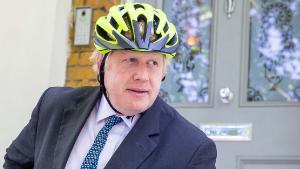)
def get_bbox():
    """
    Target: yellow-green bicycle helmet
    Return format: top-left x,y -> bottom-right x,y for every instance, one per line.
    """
94,2 -> 179,58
